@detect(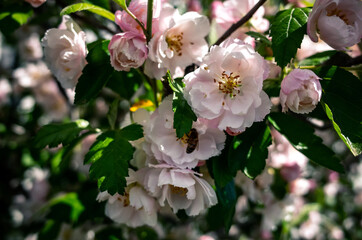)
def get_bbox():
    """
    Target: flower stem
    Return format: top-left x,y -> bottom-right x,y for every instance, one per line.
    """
147,0 -> 154,43
213,0 -> 267,46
